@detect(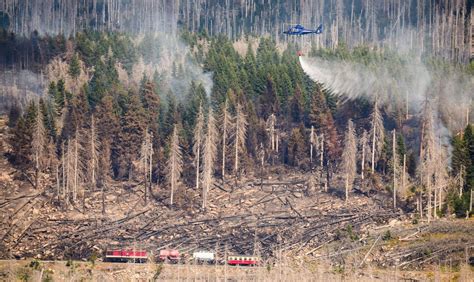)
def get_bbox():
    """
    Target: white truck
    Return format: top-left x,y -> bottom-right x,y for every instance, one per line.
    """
192,251 -> 215,264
